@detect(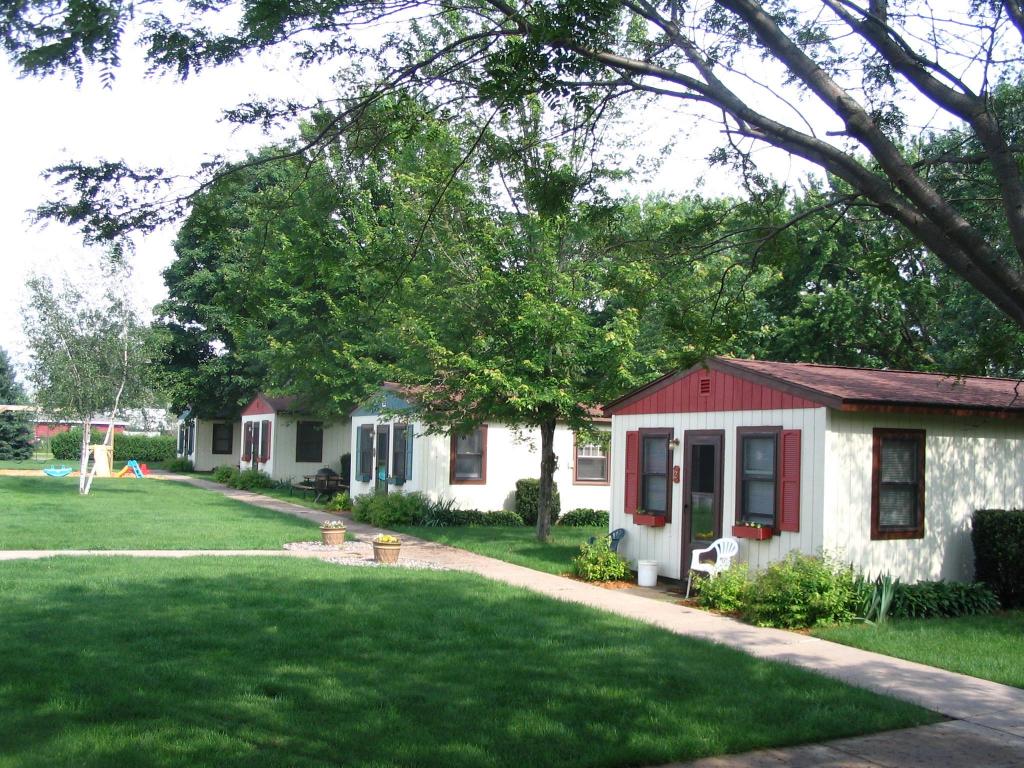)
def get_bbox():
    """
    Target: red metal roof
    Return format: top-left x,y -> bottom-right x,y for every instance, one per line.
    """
605,357 -> 1024,416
